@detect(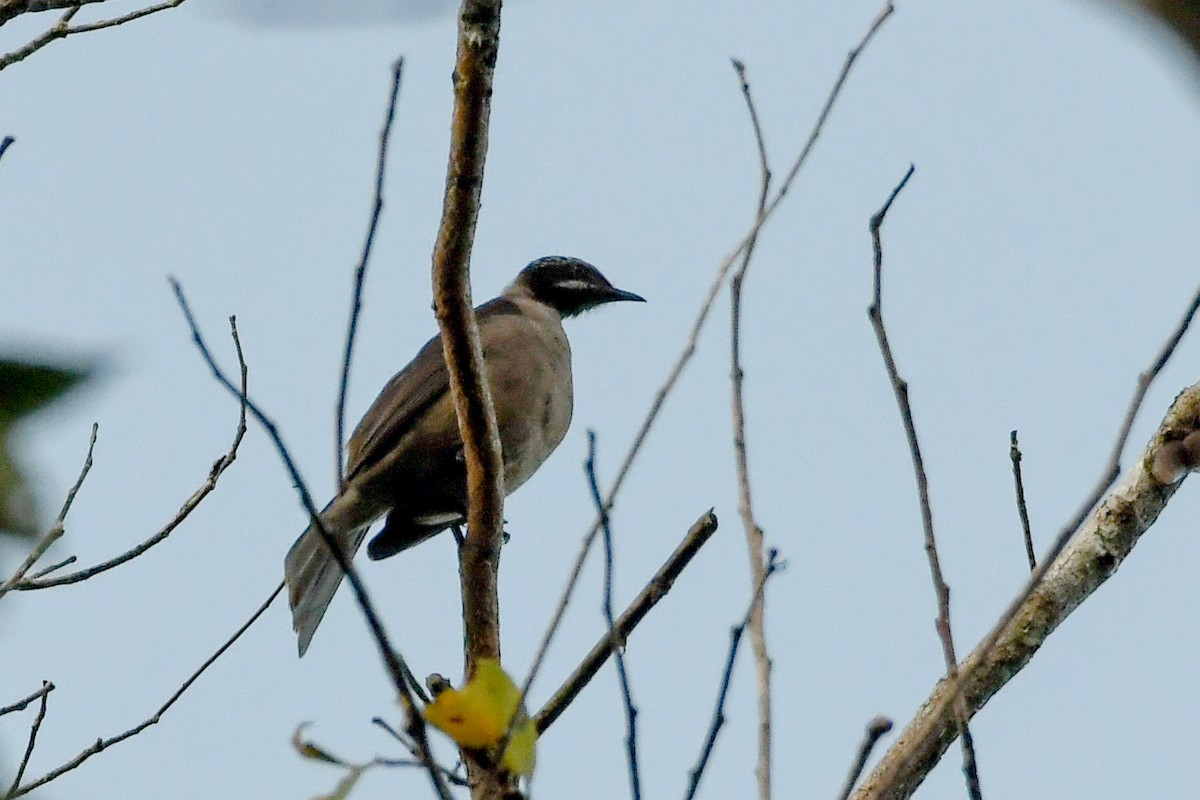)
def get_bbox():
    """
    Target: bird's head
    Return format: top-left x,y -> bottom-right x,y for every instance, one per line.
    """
510,256 -> 645,318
